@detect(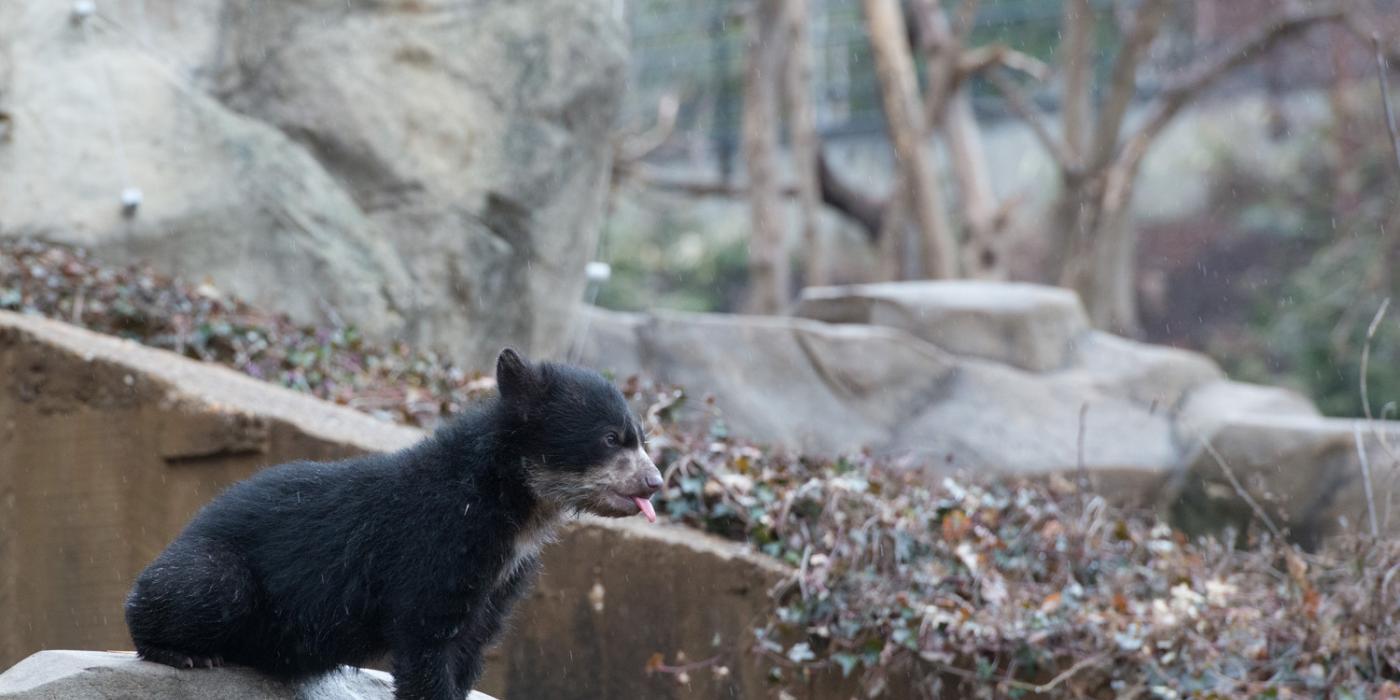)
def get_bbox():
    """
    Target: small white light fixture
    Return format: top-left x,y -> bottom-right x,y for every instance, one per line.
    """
585,261 -> 612,283
120,187 -> 143,217
71,0 -> 97,25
